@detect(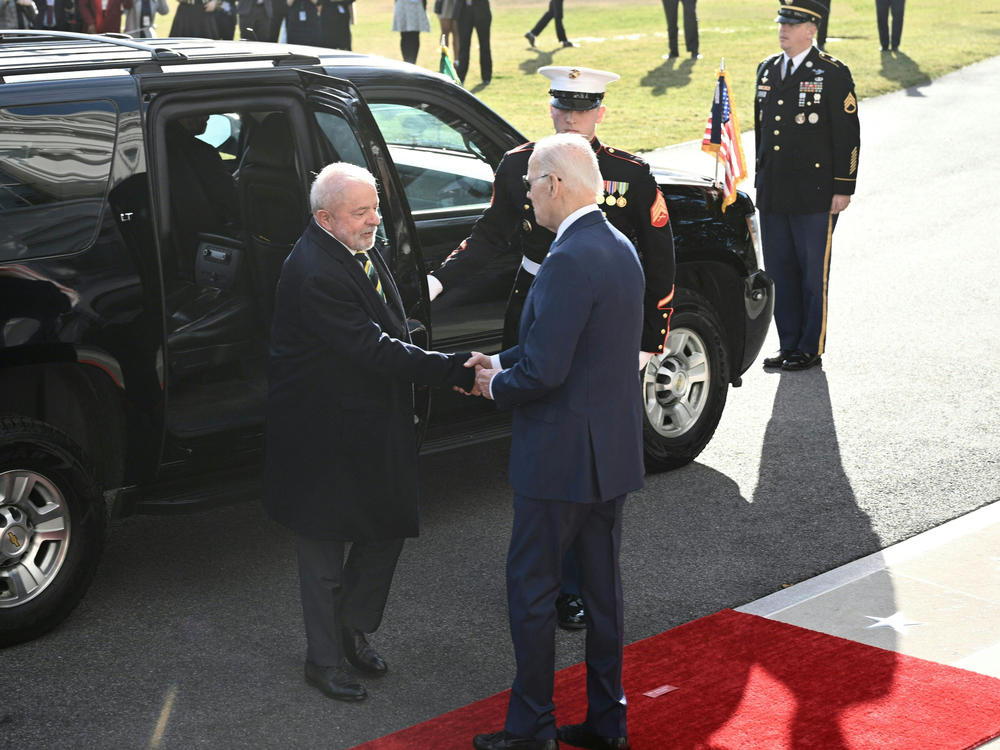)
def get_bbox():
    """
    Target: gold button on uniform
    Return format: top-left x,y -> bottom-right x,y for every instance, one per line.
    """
773,145 -> 780,151
773,129 -> 780,135
660,329 -> 666,334
815,162 -> 821,168
778,99 -> 784,105
774,115 -> 781,121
